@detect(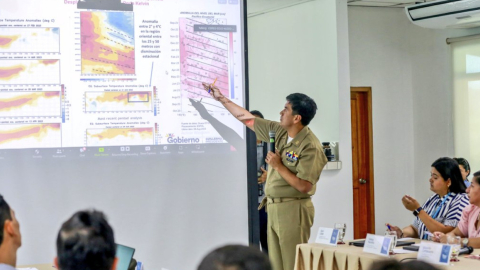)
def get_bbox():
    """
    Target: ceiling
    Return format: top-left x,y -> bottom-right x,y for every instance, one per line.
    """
247,0 -> 437,17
